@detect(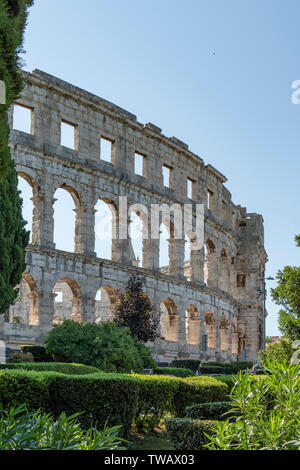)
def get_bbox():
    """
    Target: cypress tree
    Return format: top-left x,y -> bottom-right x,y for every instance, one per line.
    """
0,0 -> 33,314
